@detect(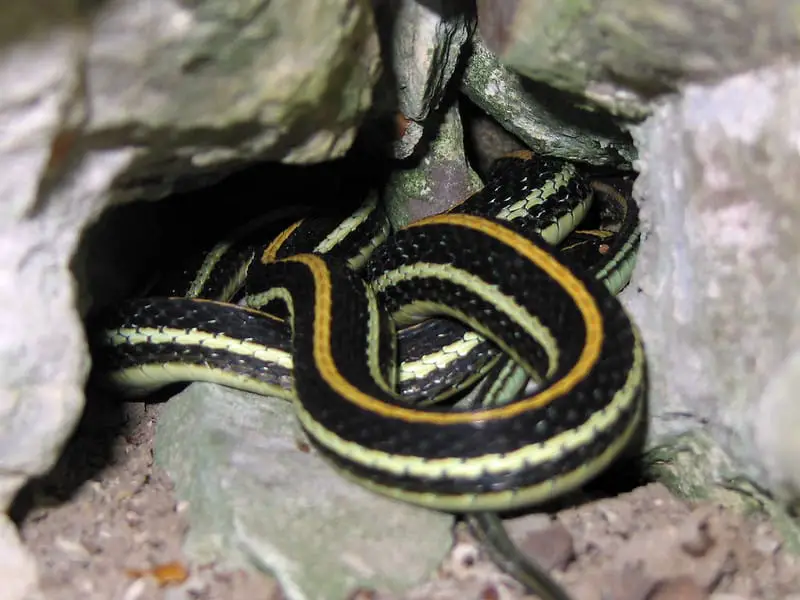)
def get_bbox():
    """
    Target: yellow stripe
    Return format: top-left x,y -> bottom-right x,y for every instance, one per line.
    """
262,219 -> 304,264
285,213 -> 604,424
294,325 -> 643,481
327,376 -> 644,511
